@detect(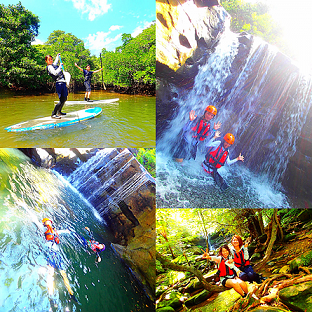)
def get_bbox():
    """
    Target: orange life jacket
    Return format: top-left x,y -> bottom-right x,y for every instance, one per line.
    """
191,119 -> 211,141
204,144 -> 228,169
233,249 -> 250,268
44,224 -> 60,244
217,257 -> 235,277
